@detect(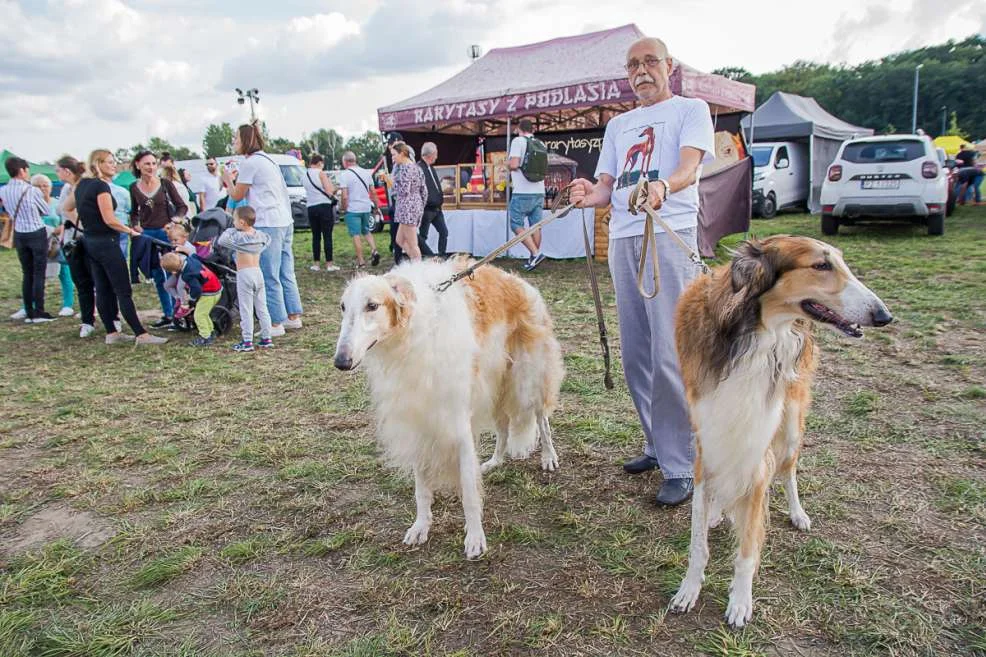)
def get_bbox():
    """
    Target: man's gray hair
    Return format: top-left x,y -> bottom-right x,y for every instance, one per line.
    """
342,151 -> 357,164
421,142 -> 438,157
